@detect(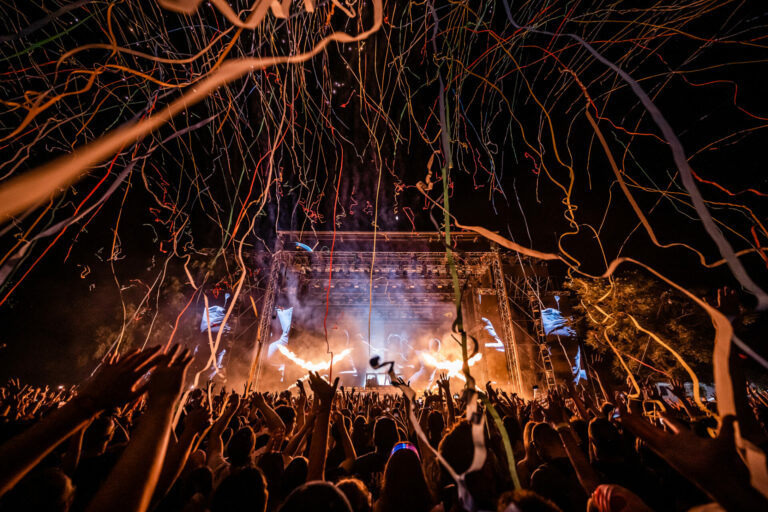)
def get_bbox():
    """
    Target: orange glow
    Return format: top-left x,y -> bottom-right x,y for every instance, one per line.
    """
277,345 -> 352,372
420,351 -> 482,380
